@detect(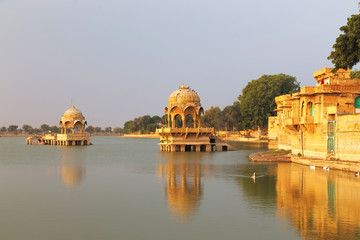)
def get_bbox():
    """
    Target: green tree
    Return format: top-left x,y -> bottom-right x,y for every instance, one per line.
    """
161,114 -> 168,126
49,125 -> 59,133
328,12 -> 360,70
113,127 -> 123,134
351,69 -> 360,78
105,127 -> 112,133
86,125 -> 95,133
123,121 -> 134,134
0,126 -> 7,133
40,124 -> 50,133
32,128 -> 42,134
201,106 -> 224,129
238,74 -> 299,130
22,124 -> 33,133
8,125 -> 18,133
222,103 -> 241,131
94,127 -> 102,133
